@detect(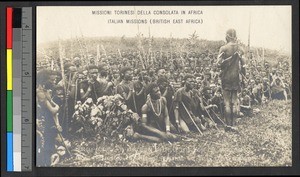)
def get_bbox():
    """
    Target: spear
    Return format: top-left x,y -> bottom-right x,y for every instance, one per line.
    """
58,40 -> 69,134
160,47 -> 163,61
181,102 -> 203,135
57,130 -> 72,157
118,48 -> 122,58
160,47 -> 164,67
79,26 -> 89,59
247,13 -> 251,60
201,99 -> 219,130
256,48 -> 260,62
96,44 -> 100,65
262,47 -> 265,64
170,33 -> 173,61
141,46 -> 146,62
58,40 -> 66,94
51,58 -> 54,70
70,36 -> 74,60
101,45 -> 107,57
76,35 -> 86,61
202,99 -> 239,133
148,26 -> 154,66
138,51 -> 146,69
